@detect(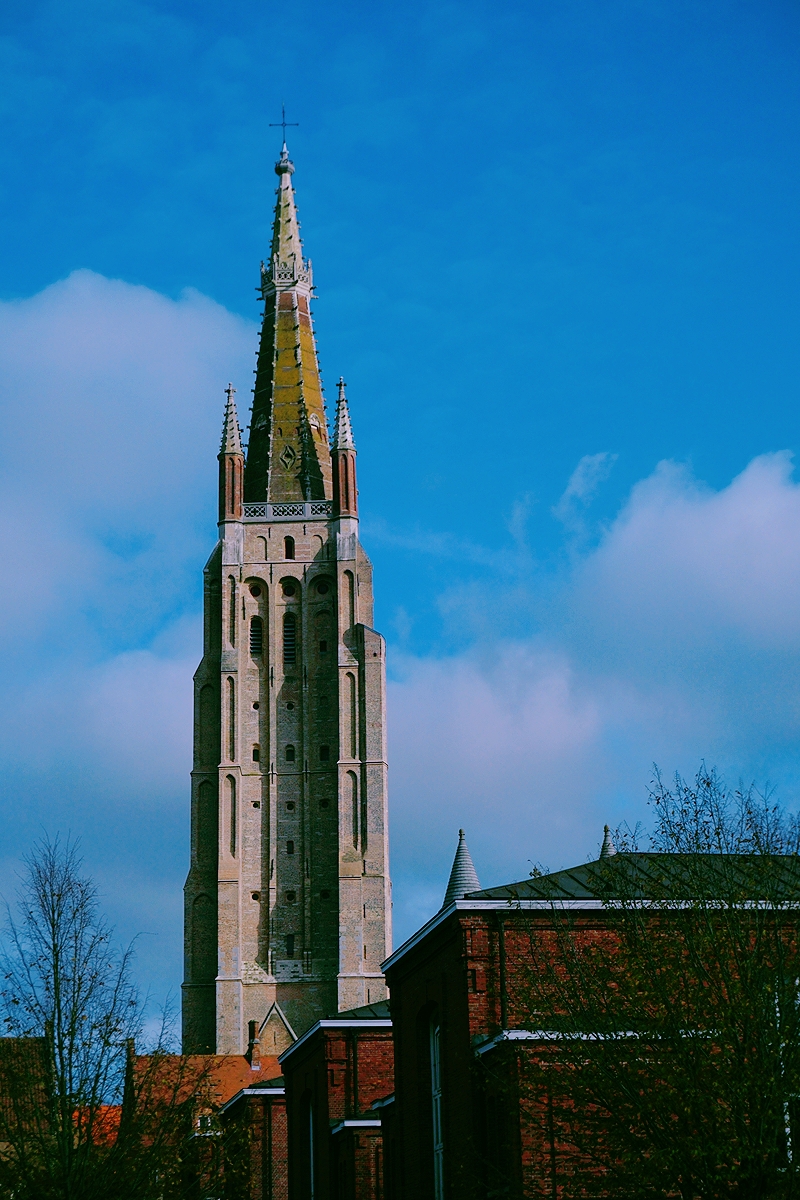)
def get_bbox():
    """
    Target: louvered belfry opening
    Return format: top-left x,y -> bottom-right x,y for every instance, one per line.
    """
283,612 -> 297,665
249,616 -> 263,656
